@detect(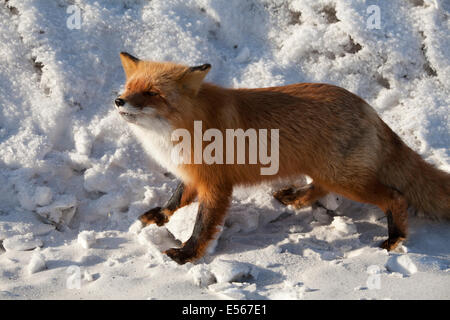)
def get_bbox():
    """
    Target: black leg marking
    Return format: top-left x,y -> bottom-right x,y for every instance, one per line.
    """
163,182 -> 184,212
381,209 -> 406,251
139,182 -> 185,226
386,210 -> 395,239
386,209 -> 405,239
186,203 -> 205,246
